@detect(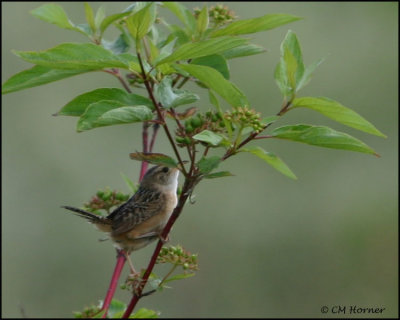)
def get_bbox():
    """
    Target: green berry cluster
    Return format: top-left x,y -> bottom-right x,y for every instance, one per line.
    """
224,106 -> 264,133
83,188 -> 131,215
175,111 -> 225,147
194,4 -> 237,27
157,245 -> 198,272
73,304 -> 101,318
